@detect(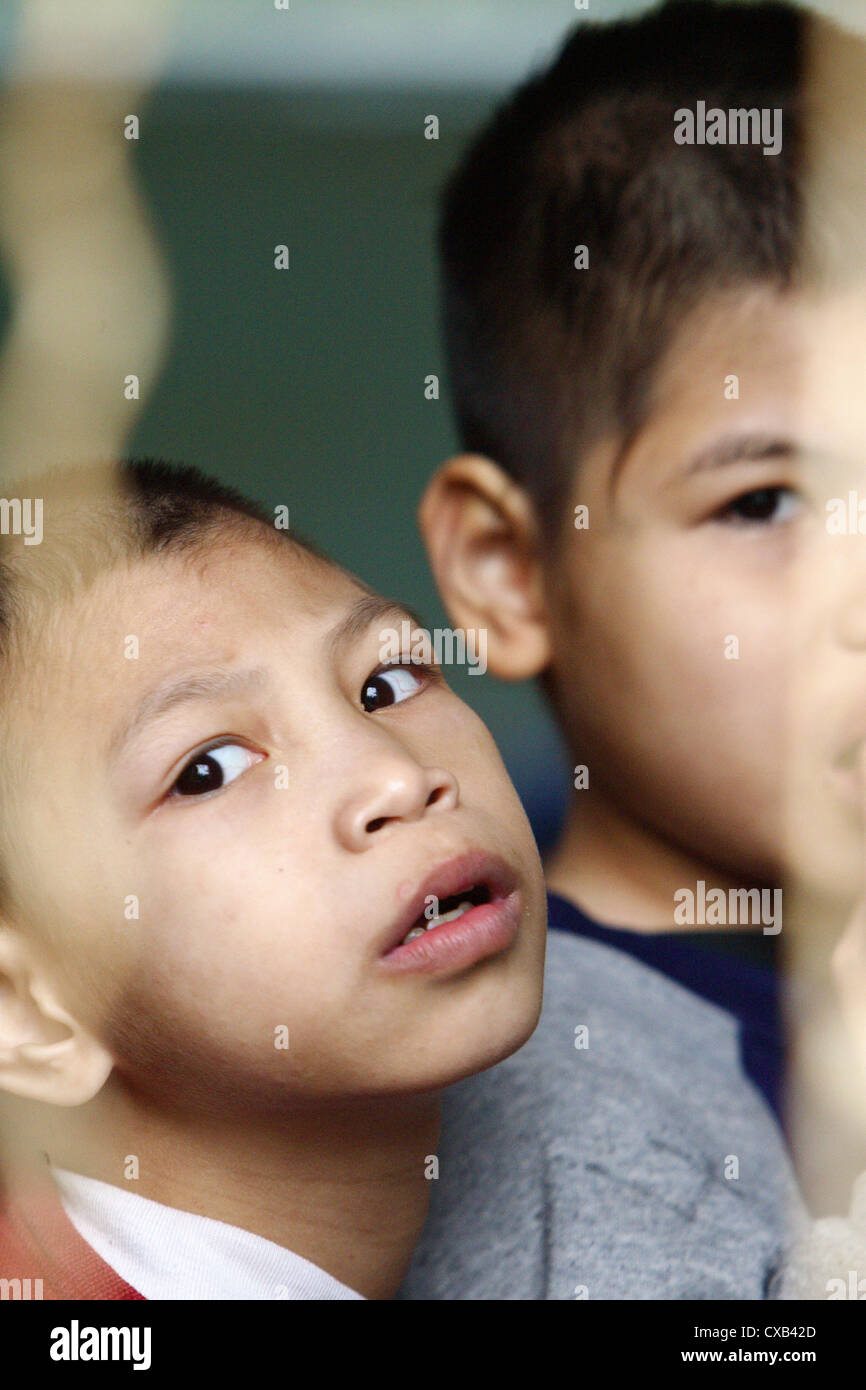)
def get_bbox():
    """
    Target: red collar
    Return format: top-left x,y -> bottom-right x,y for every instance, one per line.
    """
0,1157 -> 144,1300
